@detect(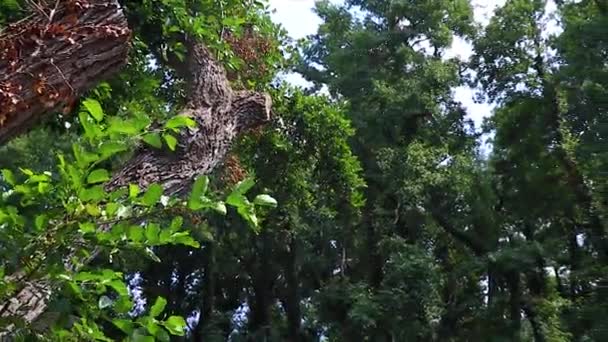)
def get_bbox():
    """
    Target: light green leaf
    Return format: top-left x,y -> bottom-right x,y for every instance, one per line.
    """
98,295 -> 114,309
87,169 -> 110,184
83,98 -> 104,122
35,214 -> 47,230
165,115 -> 196,130
113,319 -> 134,334
127,226 -> 144,242
108,279 -> 129,296
106,202 -> 119,216
163,316 -> 186,336
145,223 -> 160,244
86,203 -> 101,216
213,201 -> 227,215
141,184 -> 163,206
2,169 -> 16,185
78,111 -> 102,139
145,247 -> 161,262
169,216 -> 183,231
163,133 -> 178,151
79,185 -> 105,202
143,133 -> 163,148
99,141 -> 128,159
129,184 -> 139,199
79,222 -> 96,233
254,194 -> 278,207
150,297 -> 167,318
